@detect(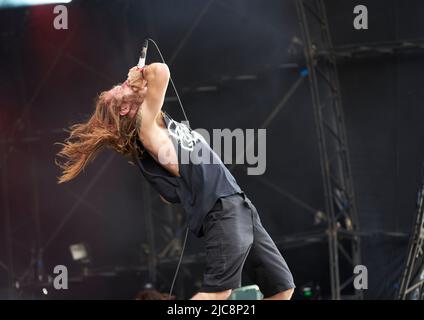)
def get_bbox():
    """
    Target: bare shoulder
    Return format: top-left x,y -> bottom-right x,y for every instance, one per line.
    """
138,117 -> 180,176
138,114 -> 168,153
